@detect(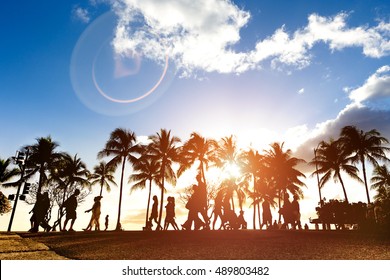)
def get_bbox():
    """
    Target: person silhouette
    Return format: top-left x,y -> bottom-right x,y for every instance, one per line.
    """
211,191 -> 224,230
29,192 -> 51,232
149,195 -> 161,230
196,174 -> 209,229
104,215 -> 109,231
279,194 -> 293,229
61,189 -> 80,232
84,196 -> 102,231
164,196 -> 179,230
291,194 -> 302,230
237,210 -> 247,229
182,184 -> 206,230
261,200 -> 272,230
